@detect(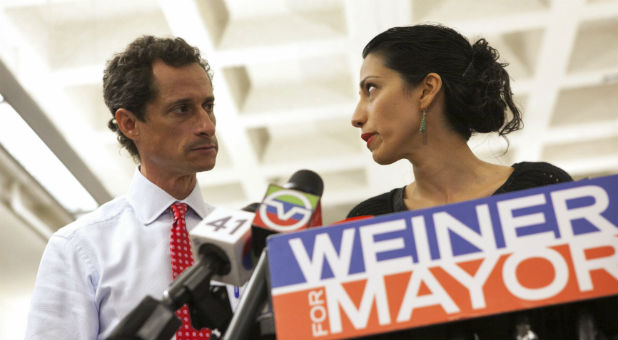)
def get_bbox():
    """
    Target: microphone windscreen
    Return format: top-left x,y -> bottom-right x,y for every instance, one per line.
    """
283,169 -> 324,197
241,202 -> 260,213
